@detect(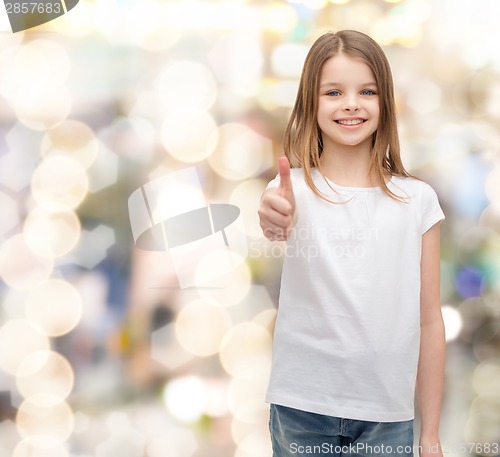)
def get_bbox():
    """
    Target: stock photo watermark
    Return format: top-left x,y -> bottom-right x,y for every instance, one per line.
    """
252,225 -> 380,261
289,441 -> 499,455
2,0 -> 79,32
